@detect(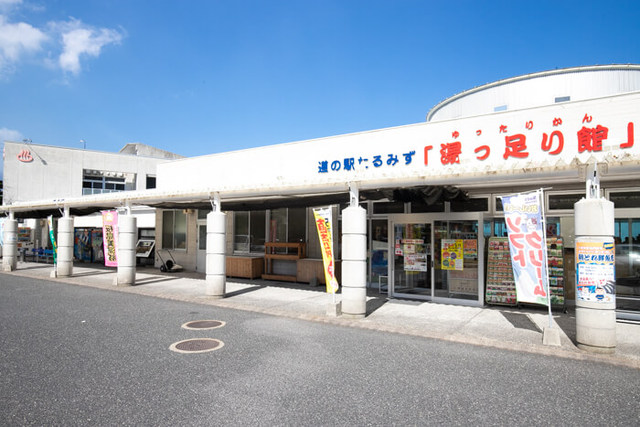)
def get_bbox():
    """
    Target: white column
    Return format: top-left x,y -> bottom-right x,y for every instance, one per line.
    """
341,205 -> 367,318
2,216 -> 18,272
115,214 -> 137,286
57,216 -> 74,277
574,197 -> 616,353
206,210 -> 226,298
